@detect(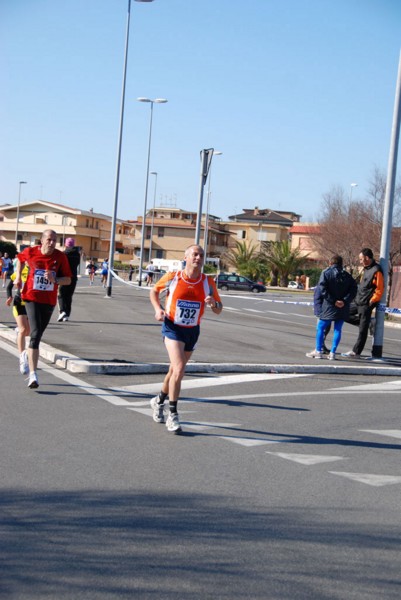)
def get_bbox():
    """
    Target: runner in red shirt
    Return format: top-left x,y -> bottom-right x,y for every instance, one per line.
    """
149,244 -> 223,433
14,229 -> 72,389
